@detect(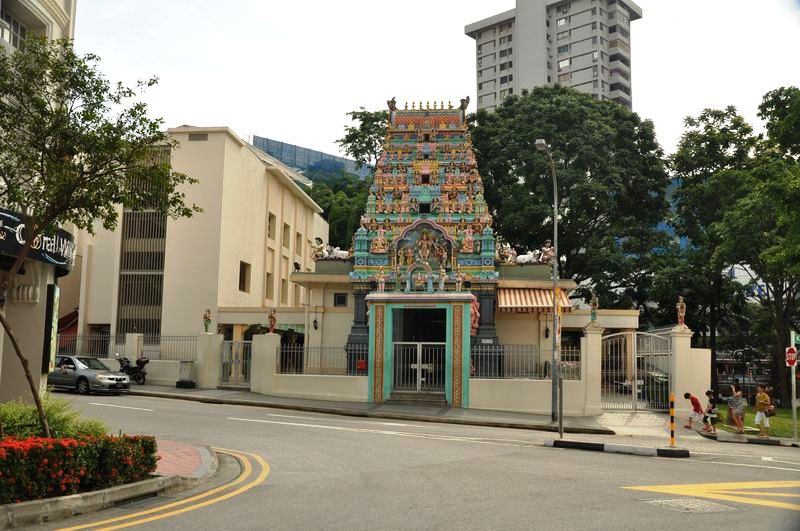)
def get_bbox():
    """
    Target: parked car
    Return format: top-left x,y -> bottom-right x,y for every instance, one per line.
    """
48,355 -> 130,395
